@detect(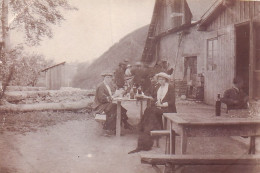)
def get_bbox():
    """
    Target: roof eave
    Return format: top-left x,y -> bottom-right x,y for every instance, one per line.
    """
198,0 -> 225,31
